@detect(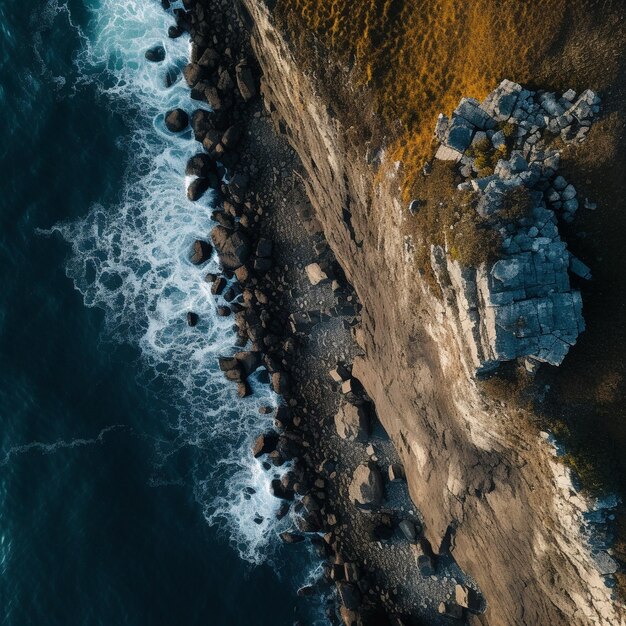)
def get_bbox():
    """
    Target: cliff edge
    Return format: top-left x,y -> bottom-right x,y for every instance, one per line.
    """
242,1 -> 625,624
